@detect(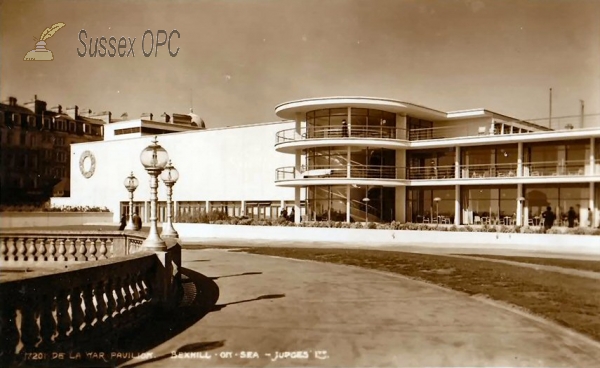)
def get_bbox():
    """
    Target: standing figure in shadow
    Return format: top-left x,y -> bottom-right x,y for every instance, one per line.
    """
119,213 -> 127,230
133,211 -> 142,231
341,119 -> 348,137
567,207 -> 577,228
542,206 -> 556,232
